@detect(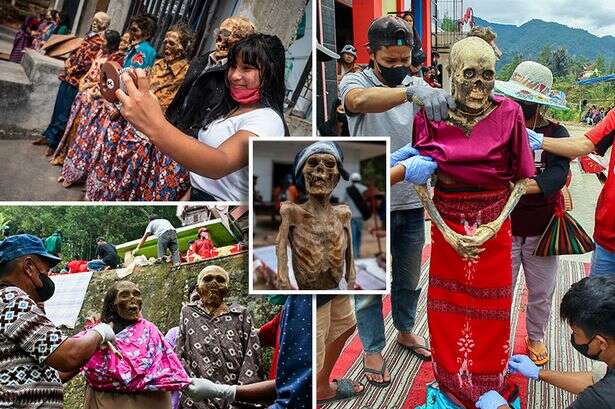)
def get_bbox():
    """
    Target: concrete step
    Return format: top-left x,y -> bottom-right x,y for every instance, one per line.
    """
0,25 -> 17,43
